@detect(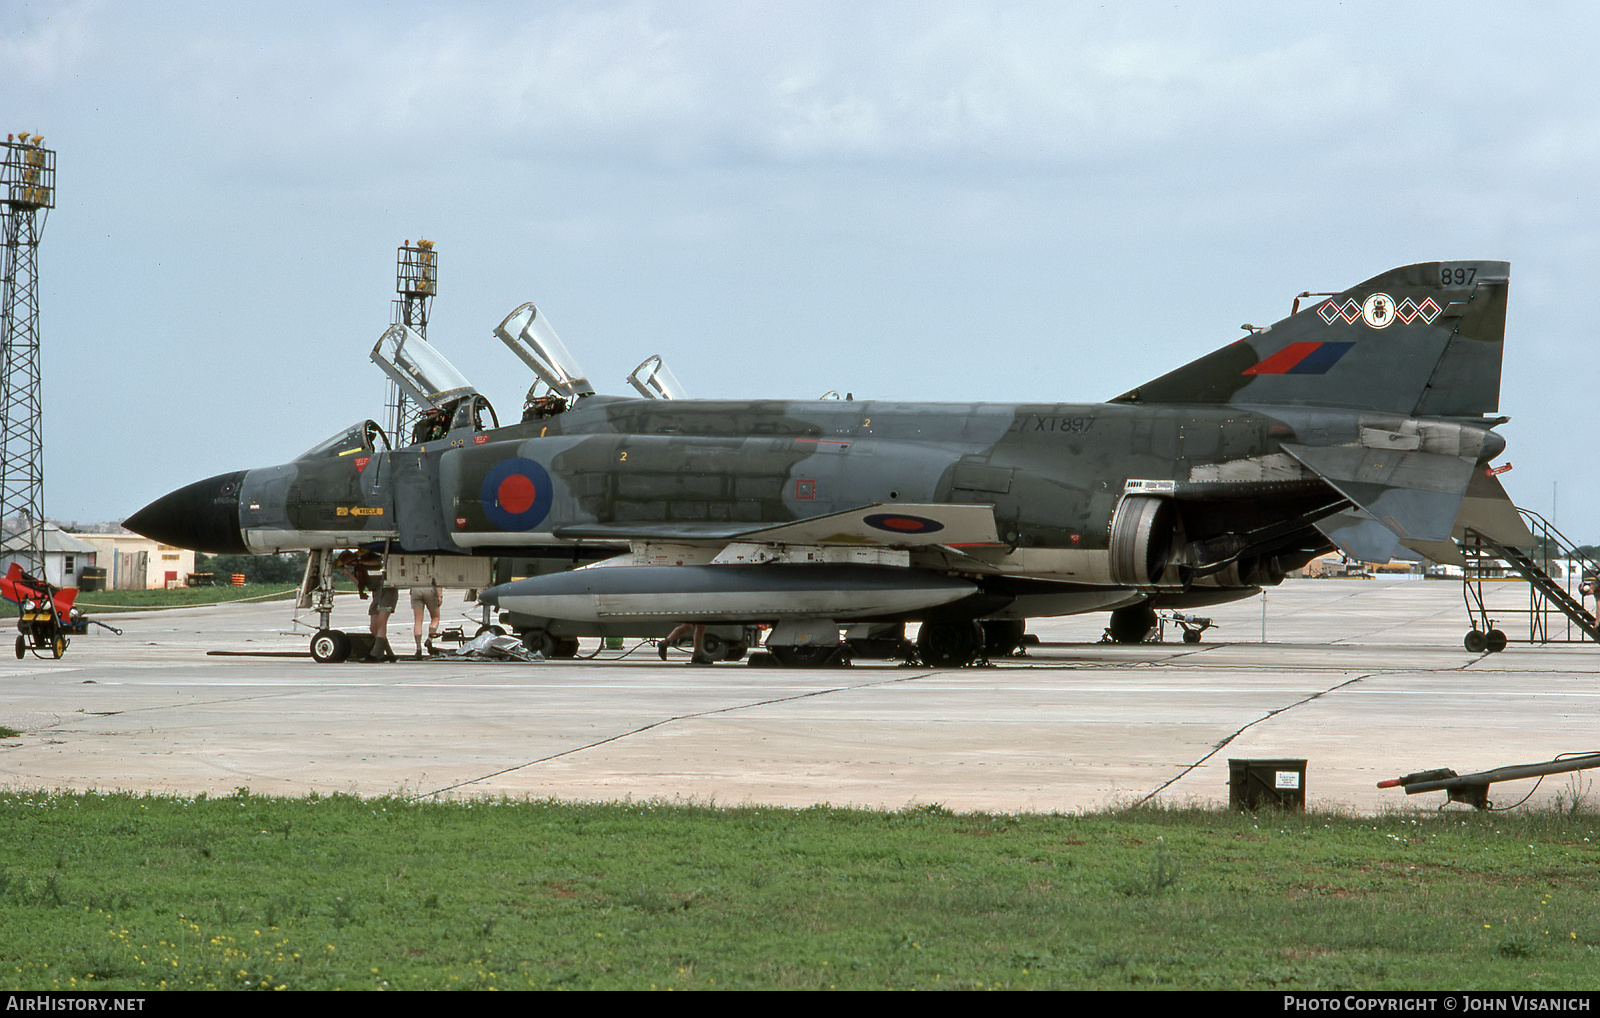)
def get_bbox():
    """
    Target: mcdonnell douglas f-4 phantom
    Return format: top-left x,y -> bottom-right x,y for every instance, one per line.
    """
127,260 -> 1531,666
